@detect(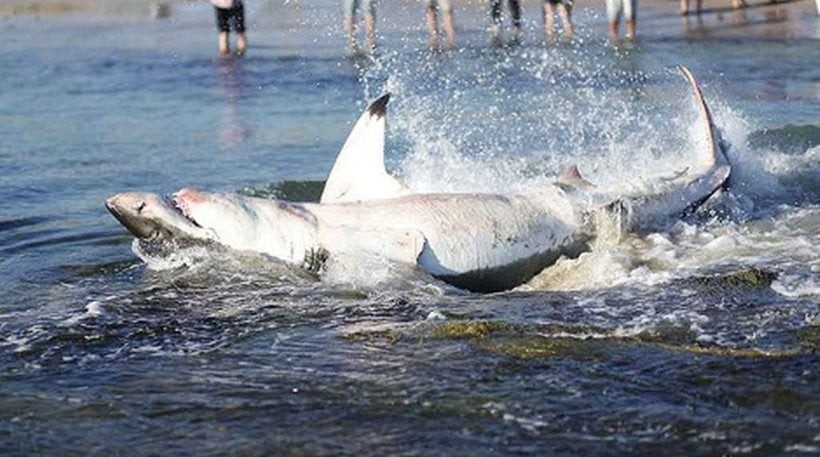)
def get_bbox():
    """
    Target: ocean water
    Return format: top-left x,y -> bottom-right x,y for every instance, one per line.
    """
1,1 -> 819,455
